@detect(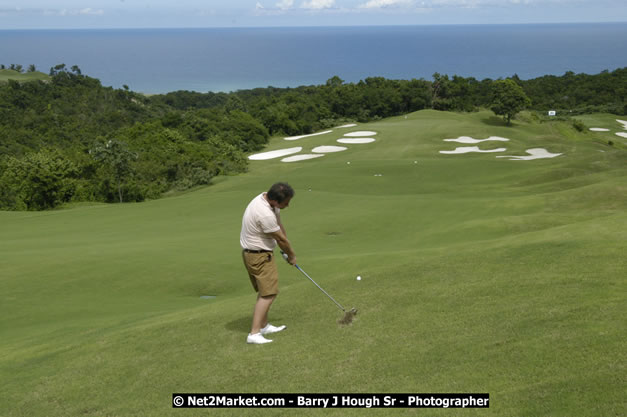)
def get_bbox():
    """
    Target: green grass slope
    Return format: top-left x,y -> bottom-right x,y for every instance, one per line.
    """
0,69 -> 50,83
1,110 -> 625,416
